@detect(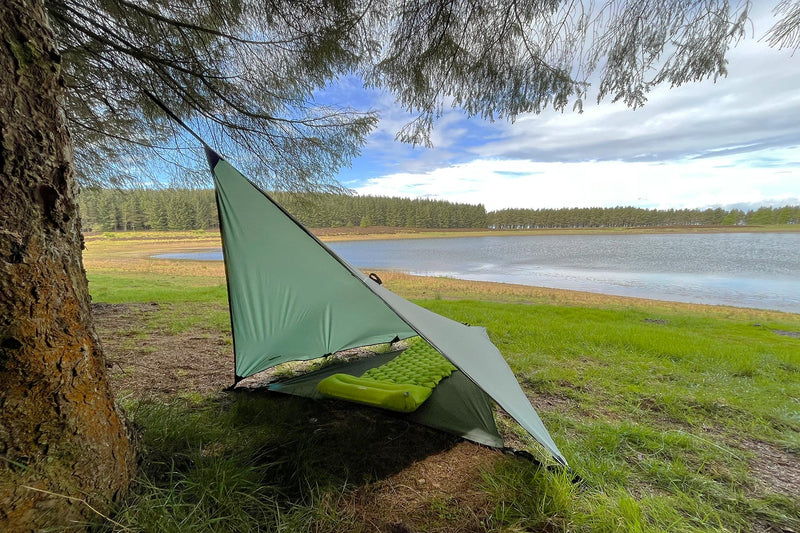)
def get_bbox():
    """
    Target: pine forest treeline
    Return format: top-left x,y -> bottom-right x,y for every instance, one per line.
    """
77,189 -> 488,231
78,188 -> 800,232
488,205 -> 800,228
